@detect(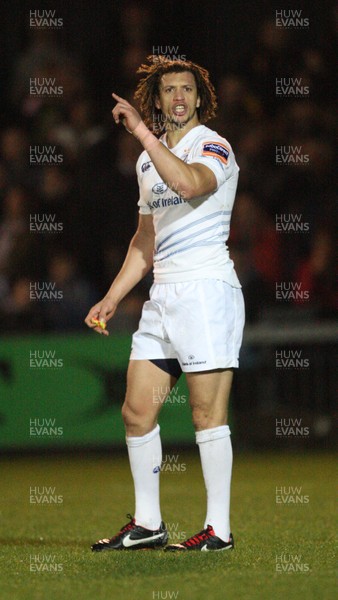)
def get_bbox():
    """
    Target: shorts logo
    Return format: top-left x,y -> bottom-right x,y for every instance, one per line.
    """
141,160 -> 152,172
182,359 -> 207,367
153,466 -> 161,473
202,141 -> 229,164
152,182 -> 168,194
